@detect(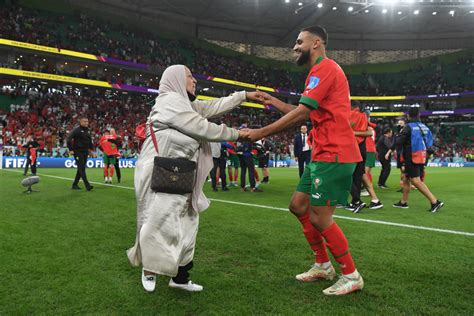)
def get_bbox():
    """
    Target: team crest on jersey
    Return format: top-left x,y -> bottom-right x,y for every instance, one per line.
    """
306,76 -> 320,90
